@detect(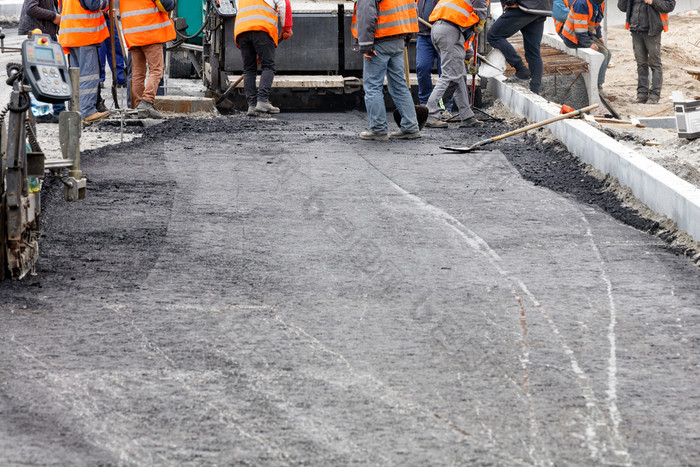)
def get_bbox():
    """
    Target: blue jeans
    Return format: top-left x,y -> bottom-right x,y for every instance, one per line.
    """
363,39 -> 419,134
68,45 -> 100,118
99,35 -> 127,85
487,8 -> 546,93
416,35 -> 441,105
